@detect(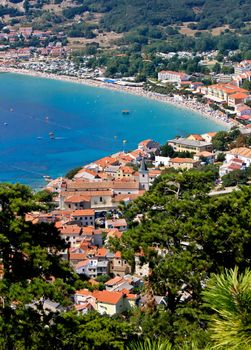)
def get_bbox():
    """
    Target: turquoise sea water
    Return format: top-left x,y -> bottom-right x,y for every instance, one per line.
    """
0,73 -> 224,188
